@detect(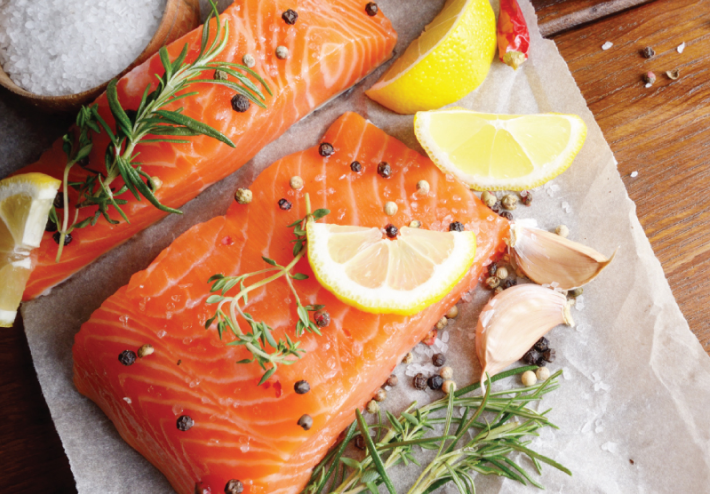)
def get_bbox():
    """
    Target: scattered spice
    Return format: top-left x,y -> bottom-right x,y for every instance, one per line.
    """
500,211 -> 514,221
225,479 -> 244,494
497,0 -> 530,70
231,94 -> 250,113
275,46 -> 289,60
601,41 -> 613,51
413,373 -> 428,390
503,279 -> 517,289
118,350 -> 136,366
137,344 -> 154,358
428,374 -> 444,391
416,180 -> 430,195
377,161 -> 391,178
386,374 -> 398,387
521,370 -> 537,386
298,414 -> 313,430
445,305 -> 458,319
536,366 -> 551,381
432,353 -> 446,367
543,348 -> 556,363
496,266 -> 509,280
355,434 -> 367,450
501,194 -> 518,210
481,191 -> 497,208
666,69 -> 680,80
176,415 -> 194,431
519,190 -> 532,206
242,54 -> 256,68
290,176 -> 304,190
374,388 -> 387,402
235,188 -> 252,205
488,262 -> 498,277
319,142 -> 335,157
442,380 -> 456,394
365,2 -> 378,16
278,198 -> 292,210
449,221 -> 464,232
384,224 -> 399,238
384,201 -> 398,216
366,400 -> 379,414
409,220 -> 421,228
314,309 -> 331,328
53,231 -> 72,245
435,316 -> 448,330
402,352 -> 414,364
350,161 -> 362,172
642,71 -> 656,87
555,224 -> 569,238
485,276 -> 501,290
294,380 -> 311,394
282,9 -> 298,25
440,366 -> 453,380
641,46 -> 655,59
214,69 -> 229,81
